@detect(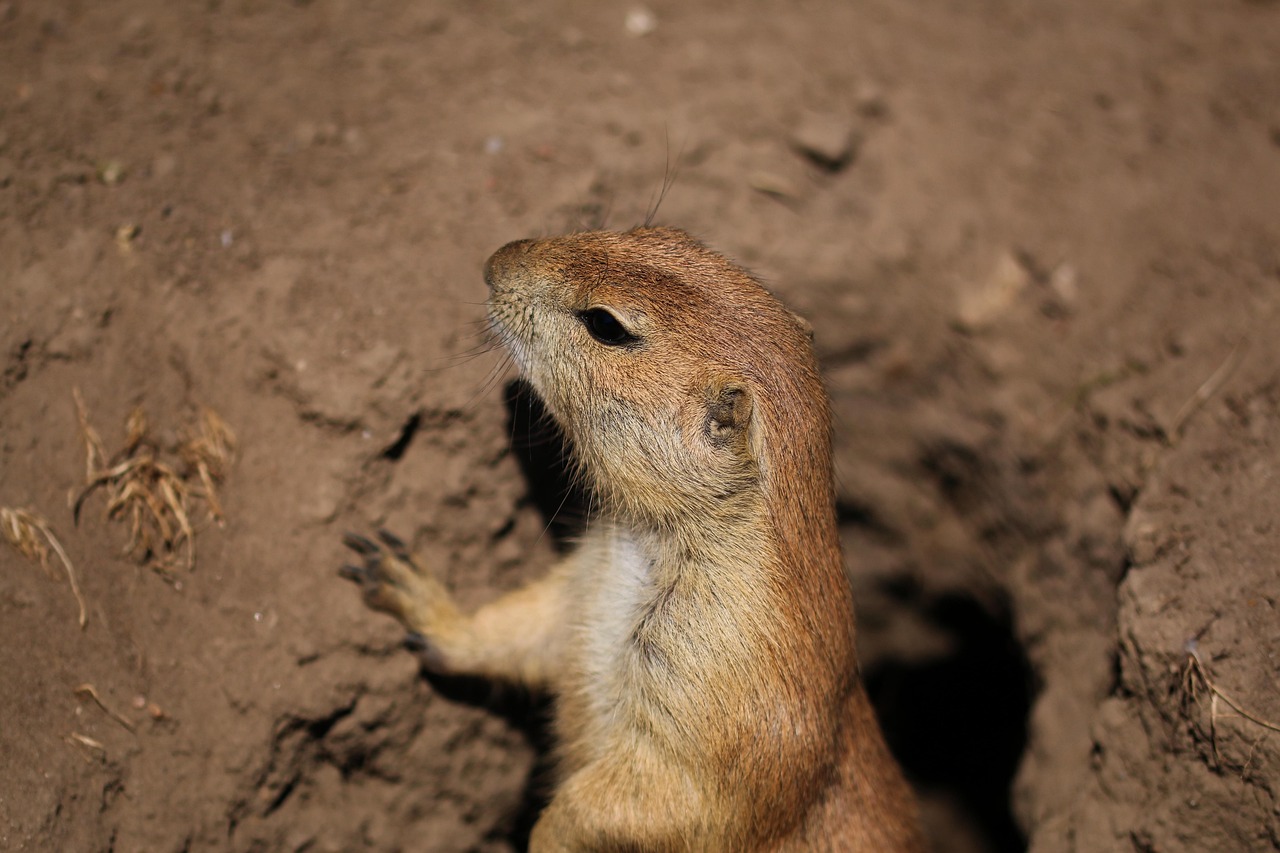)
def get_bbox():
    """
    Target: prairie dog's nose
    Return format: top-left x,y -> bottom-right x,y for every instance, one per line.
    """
484,238 -> 535,290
